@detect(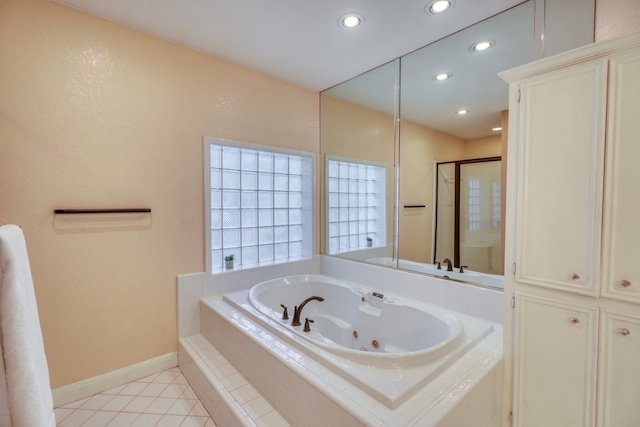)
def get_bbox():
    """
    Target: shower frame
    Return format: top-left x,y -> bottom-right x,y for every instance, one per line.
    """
433,156 -> 501,270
